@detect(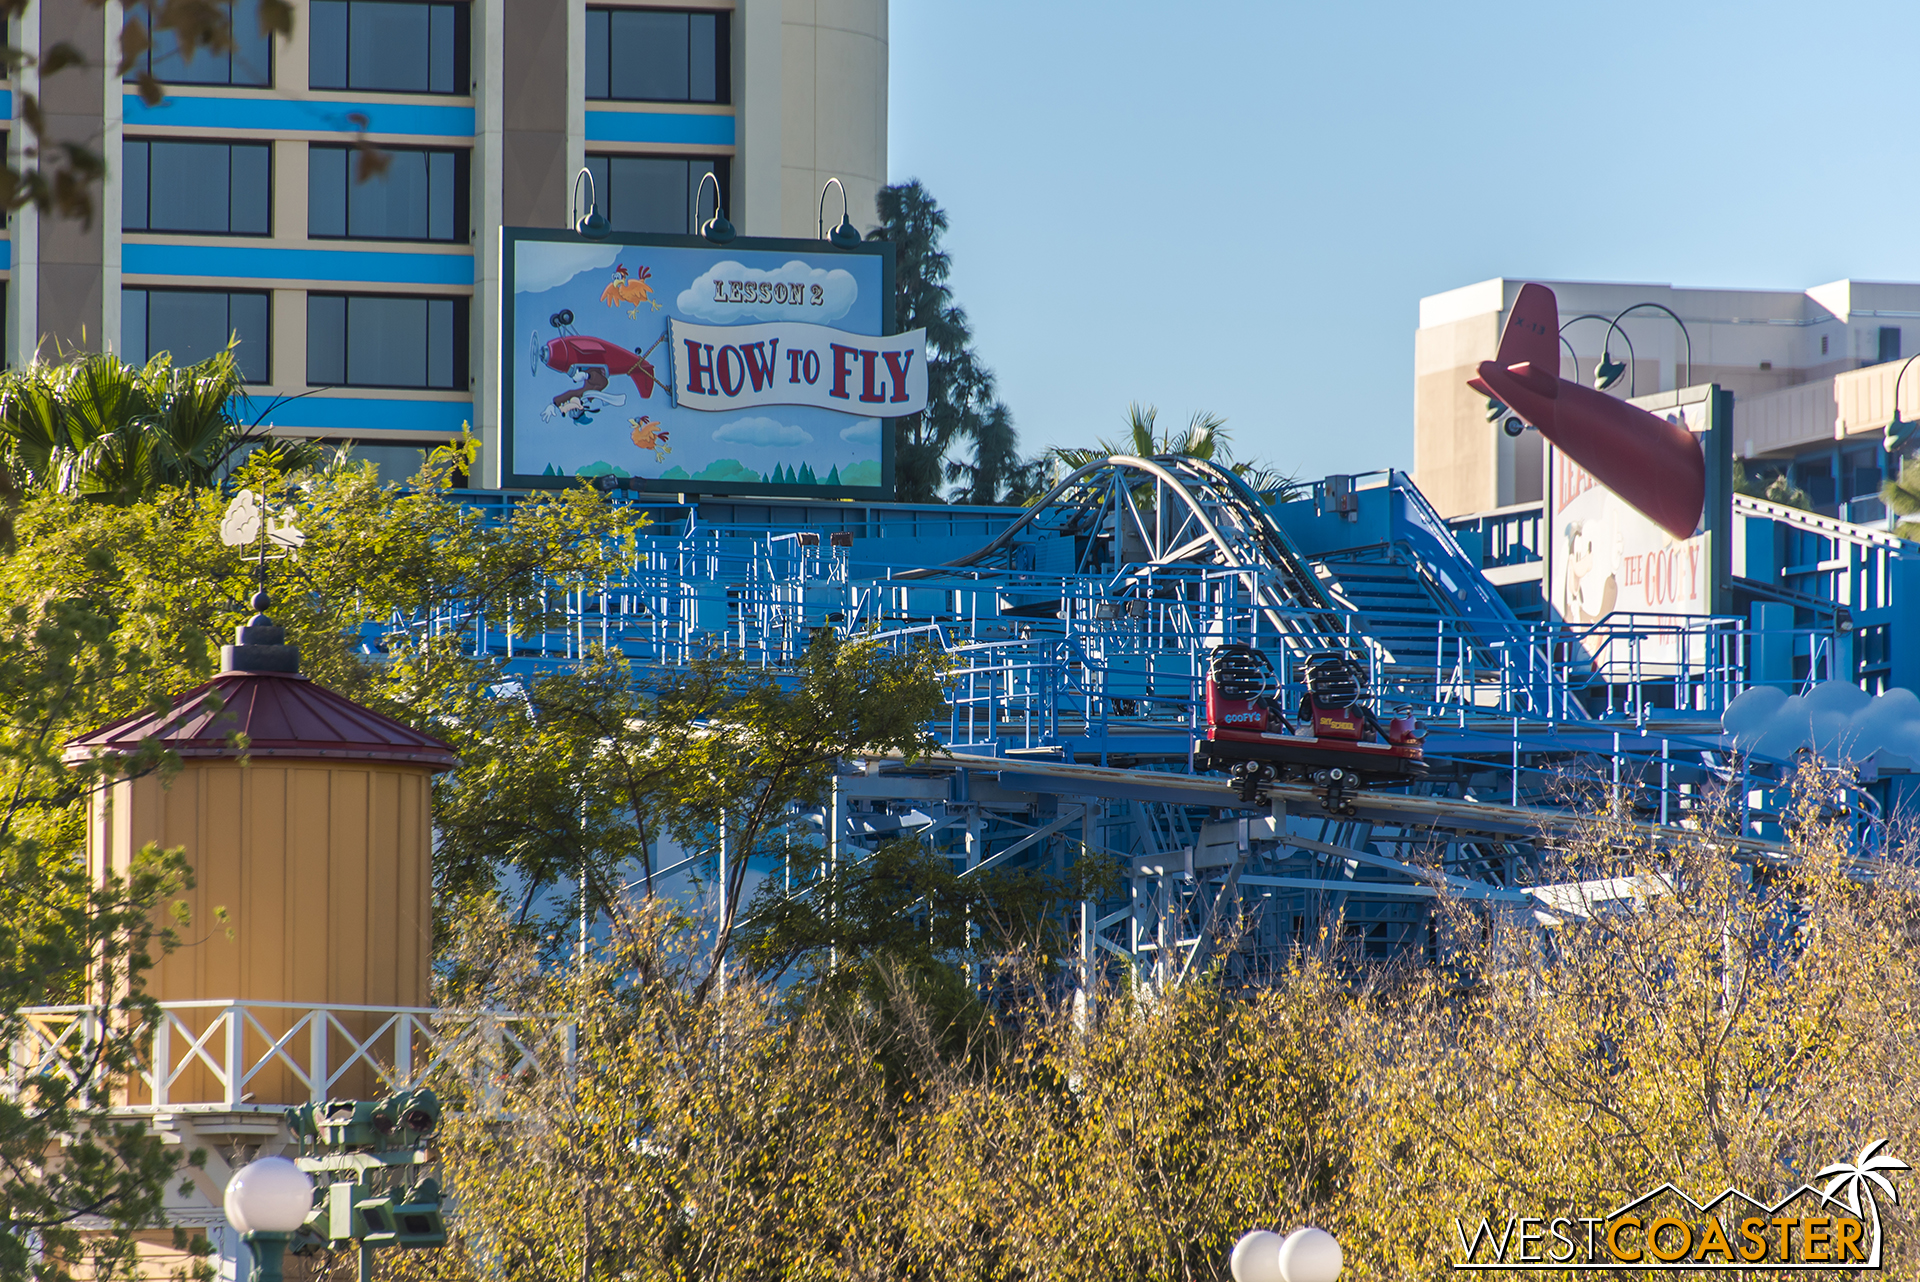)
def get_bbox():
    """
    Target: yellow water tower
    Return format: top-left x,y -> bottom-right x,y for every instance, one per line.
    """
64,596 -> 457,1108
